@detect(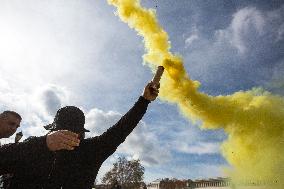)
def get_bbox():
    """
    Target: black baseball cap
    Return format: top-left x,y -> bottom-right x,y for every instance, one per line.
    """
44,106 -> 90,133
